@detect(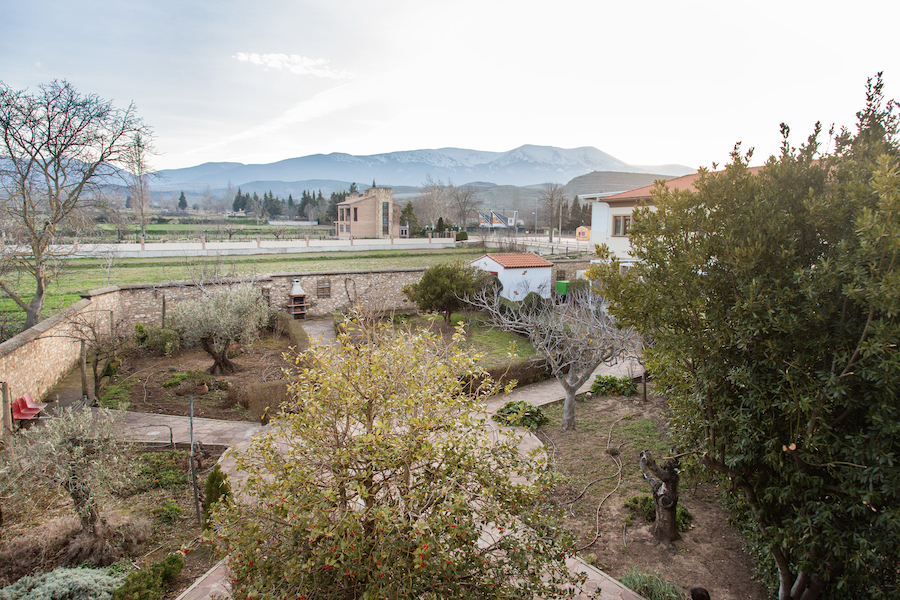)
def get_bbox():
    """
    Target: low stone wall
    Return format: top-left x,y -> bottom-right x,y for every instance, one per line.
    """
0,299 -> 95,404
0,267 -> 427,402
